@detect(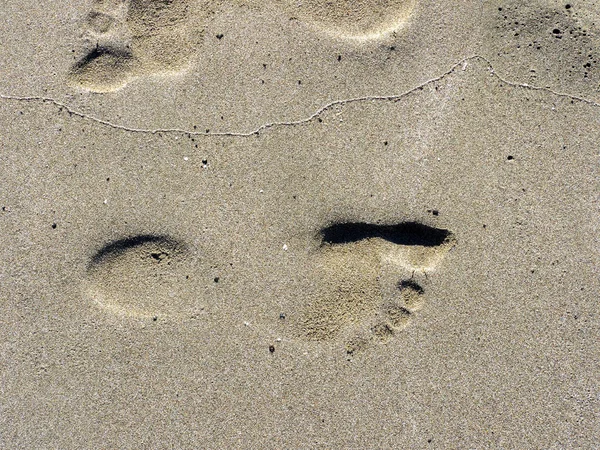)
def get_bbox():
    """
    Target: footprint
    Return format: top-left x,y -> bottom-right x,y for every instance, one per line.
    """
126,0 -> 203,73
365,280 -> 423,339
69,44 -> 137,93
68,0 -> 209,92
84,234 -> 200,318
69,0 -> 415,91
295,221 -> 454,352
272,0 -> 417,40
87,10 -> 119,34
